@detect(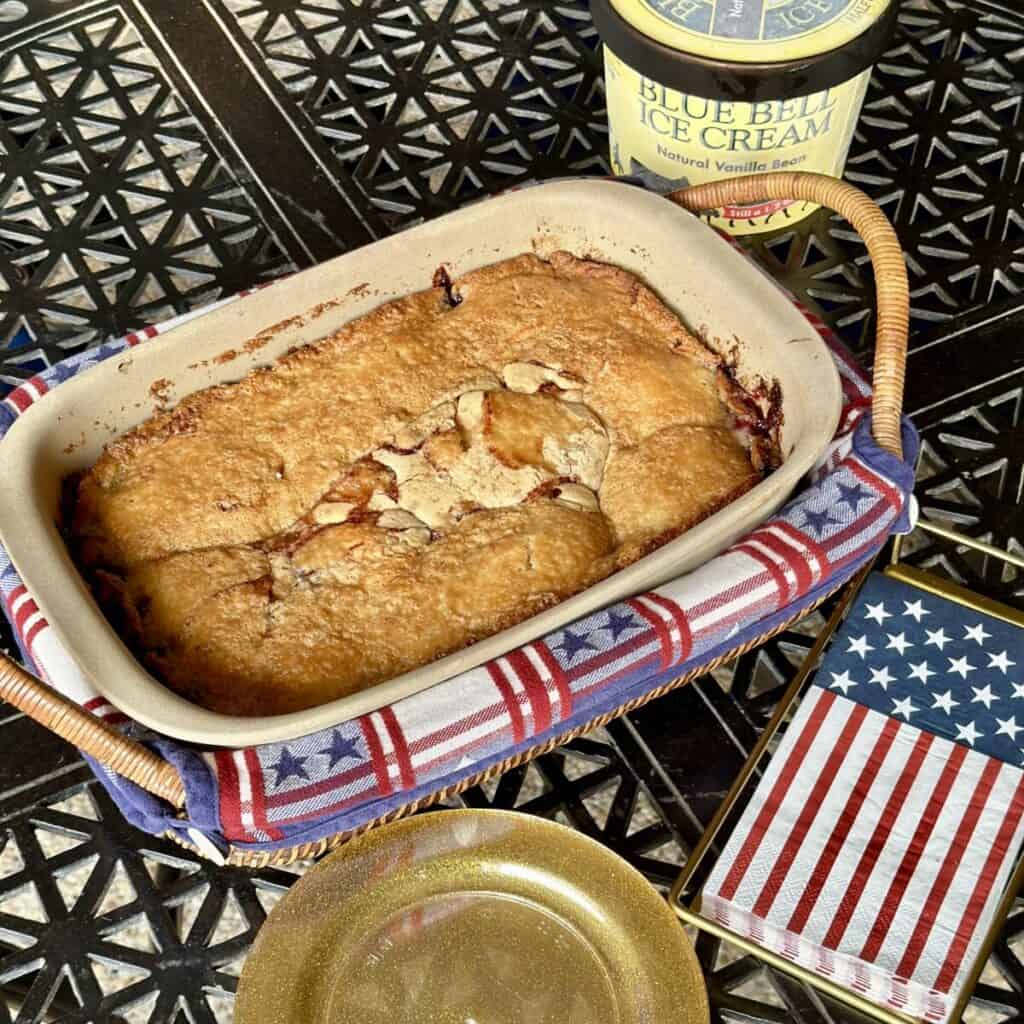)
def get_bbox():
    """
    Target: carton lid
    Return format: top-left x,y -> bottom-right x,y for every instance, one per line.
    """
608,0 -> 893,64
